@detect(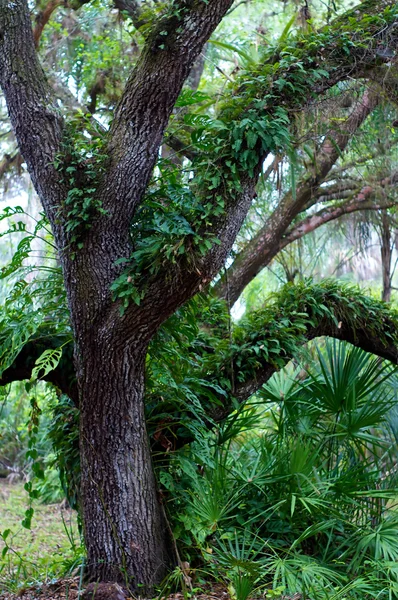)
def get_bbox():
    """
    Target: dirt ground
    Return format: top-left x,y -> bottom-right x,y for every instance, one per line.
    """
0,578 -> 234,600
